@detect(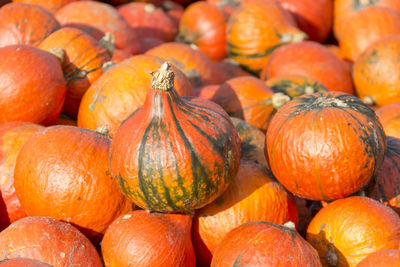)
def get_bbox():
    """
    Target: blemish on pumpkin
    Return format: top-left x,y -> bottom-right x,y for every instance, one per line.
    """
122,214 -> 132,220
